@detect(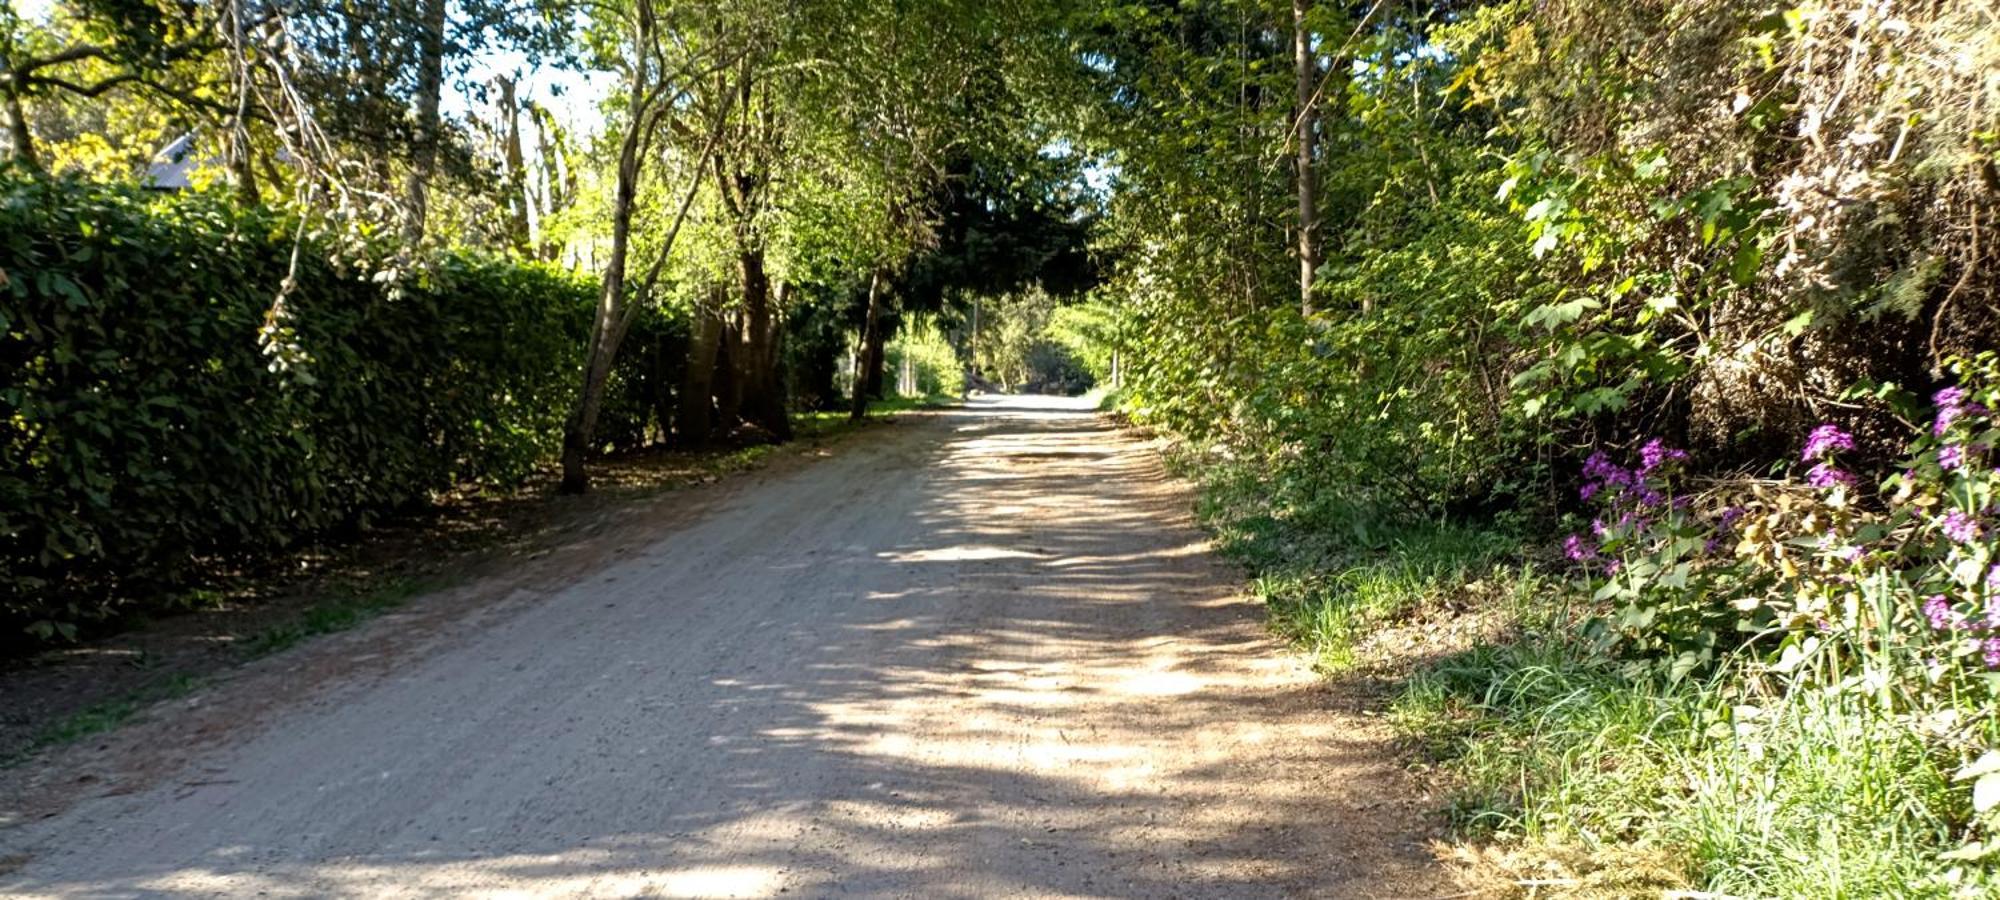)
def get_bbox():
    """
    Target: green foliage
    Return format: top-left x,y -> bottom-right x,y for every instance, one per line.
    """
968,288 -> 1101,394
1093,0 -> 1998,521
1553,359 -> 2000,874
1093,2 -> 2000,881
1200,435 -> 1993,894
1088,1 -> 1557,519
883,319 -> 964,399
0,174 -> 592,642
1041,298 -> 1121,384
596,306 -> 689,453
